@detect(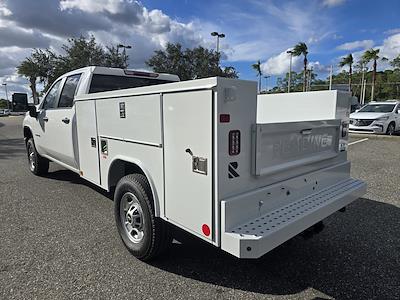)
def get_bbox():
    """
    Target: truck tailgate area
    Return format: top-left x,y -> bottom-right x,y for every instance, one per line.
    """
220,163 -> 366,258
